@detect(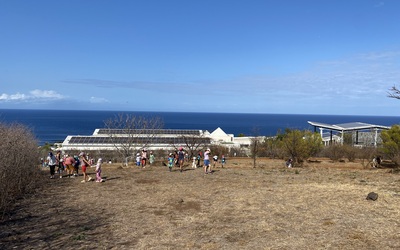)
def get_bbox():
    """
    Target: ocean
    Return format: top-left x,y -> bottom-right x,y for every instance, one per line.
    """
0,109 -> 399,145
